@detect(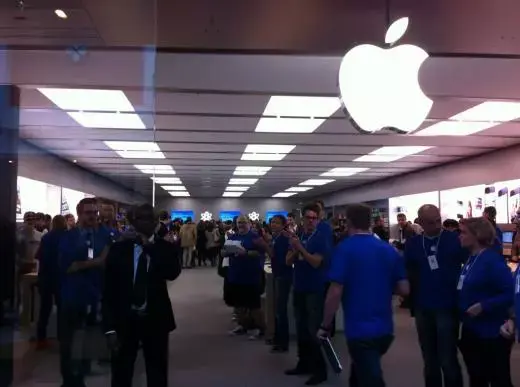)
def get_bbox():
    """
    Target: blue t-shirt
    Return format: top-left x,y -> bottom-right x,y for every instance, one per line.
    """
227,230 -> 265,285
329,234 -> 406,340
404,231 -> 467,311
492,226 -> 503,256
59,226 -> 112,307
38,229 -> 66,285
270,234 -> 292,280
293,229 -> 332,293
458,248 -> 513,338
317,220 -> 334,245
514,266 -> 520,342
